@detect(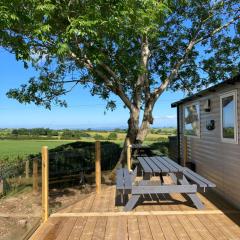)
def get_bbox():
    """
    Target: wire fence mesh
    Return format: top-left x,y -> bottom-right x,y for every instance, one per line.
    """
0,141 -> 121,240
